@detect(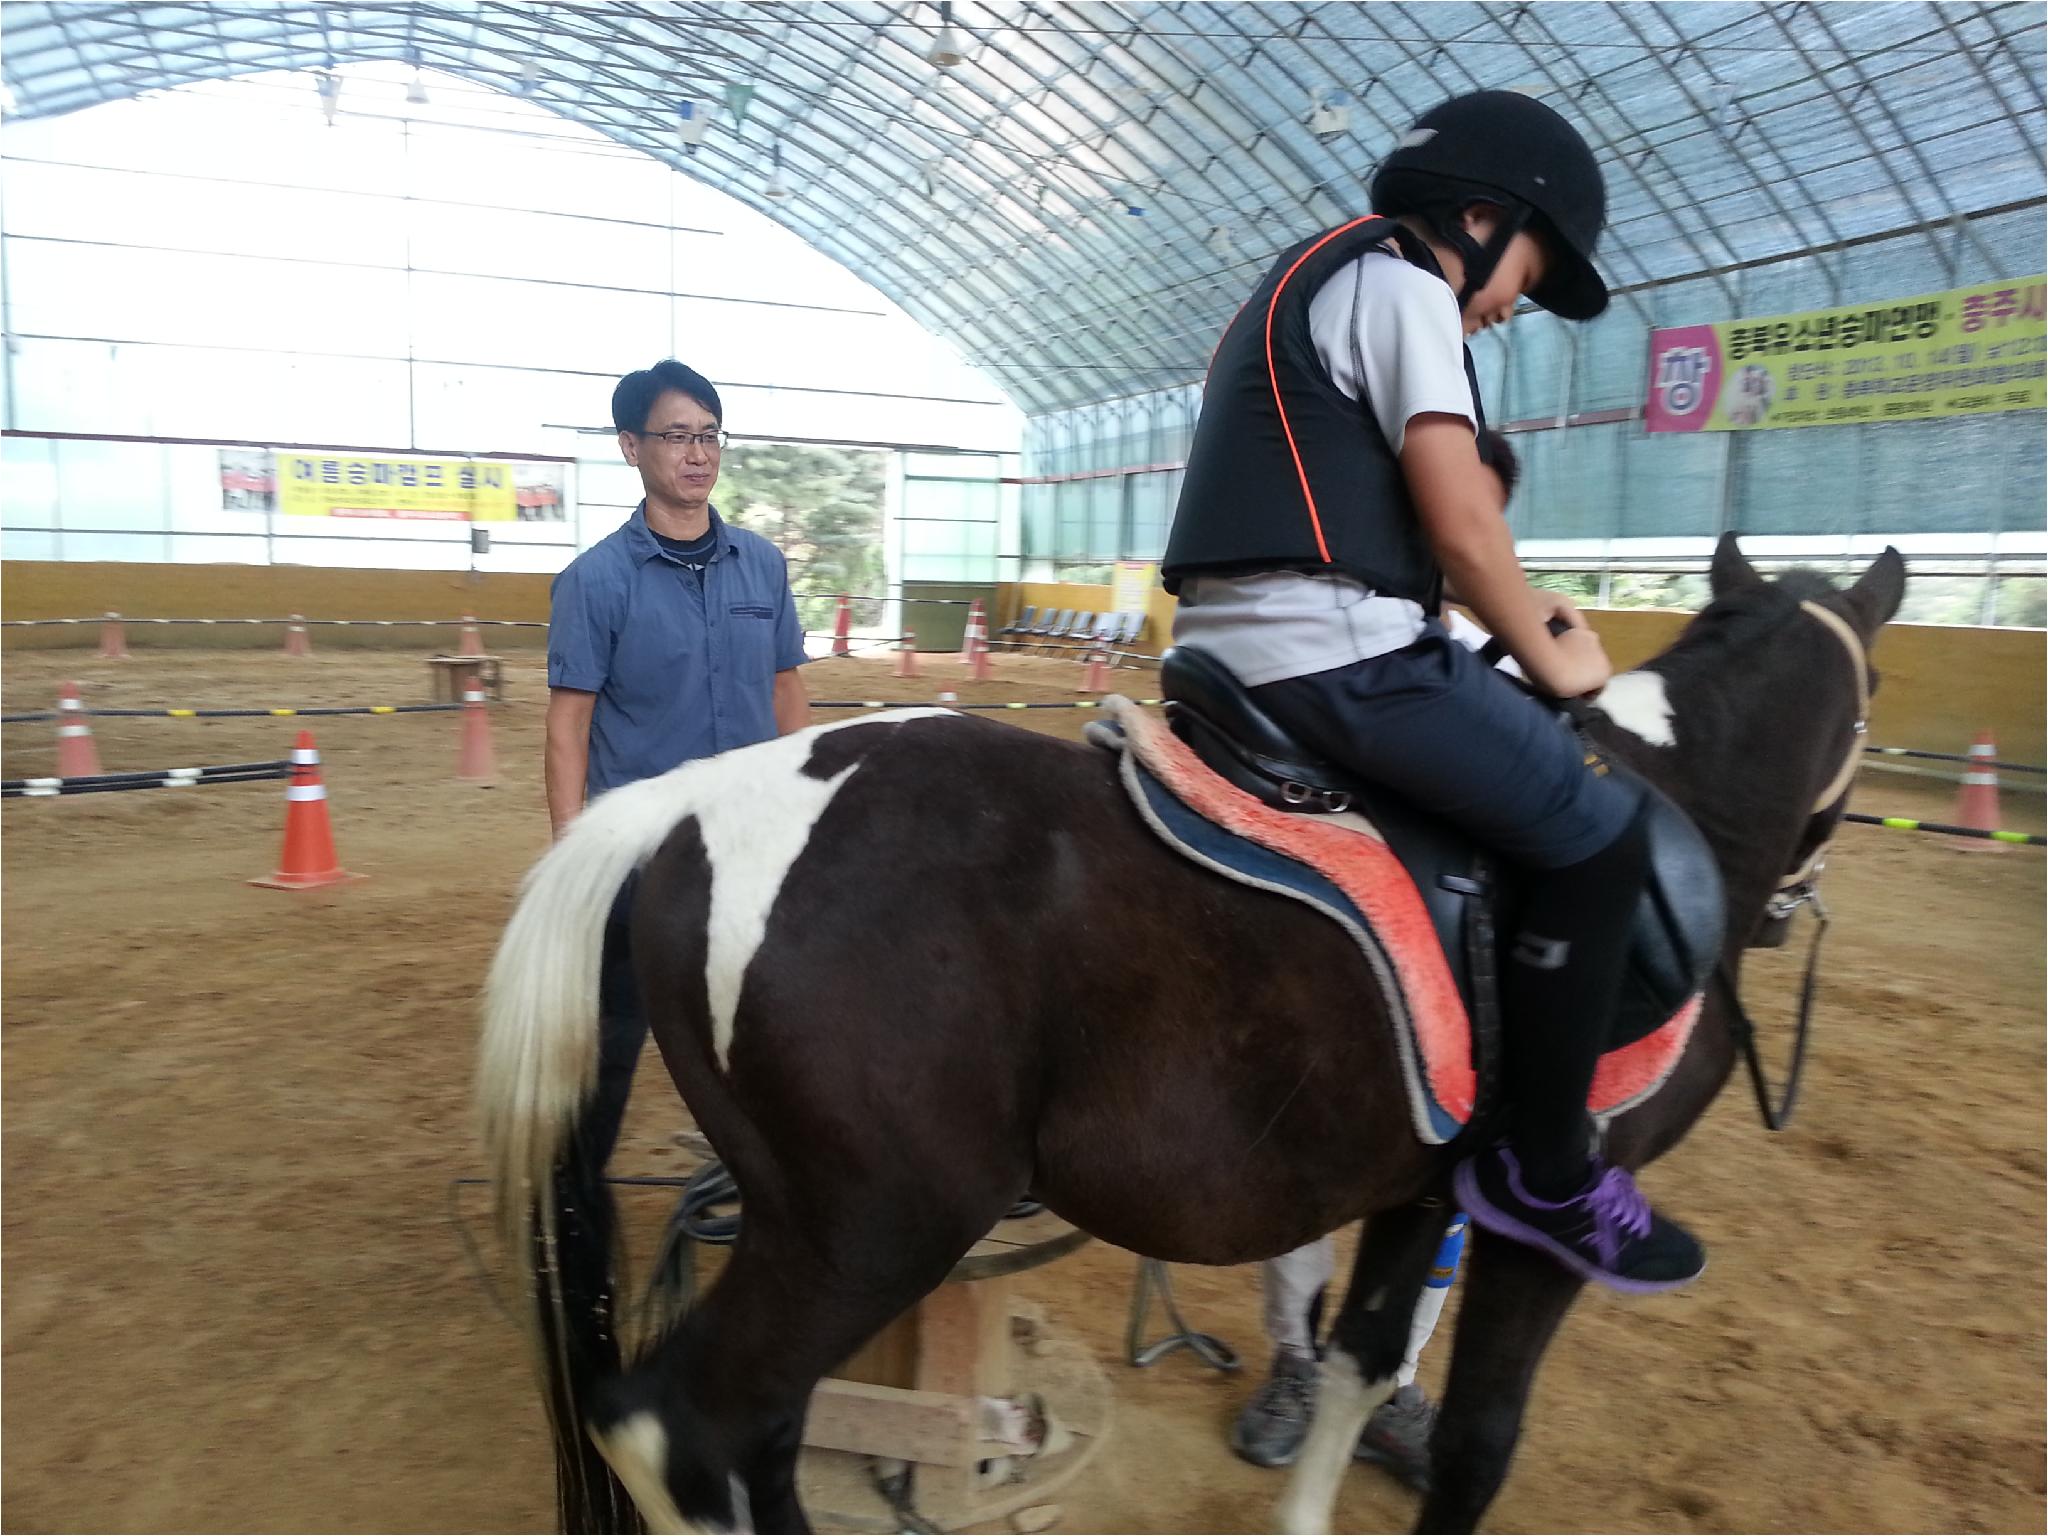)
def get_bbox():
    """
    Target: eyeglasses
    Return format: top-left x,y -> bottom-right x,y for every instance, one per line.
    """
641,429 -> 728,449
